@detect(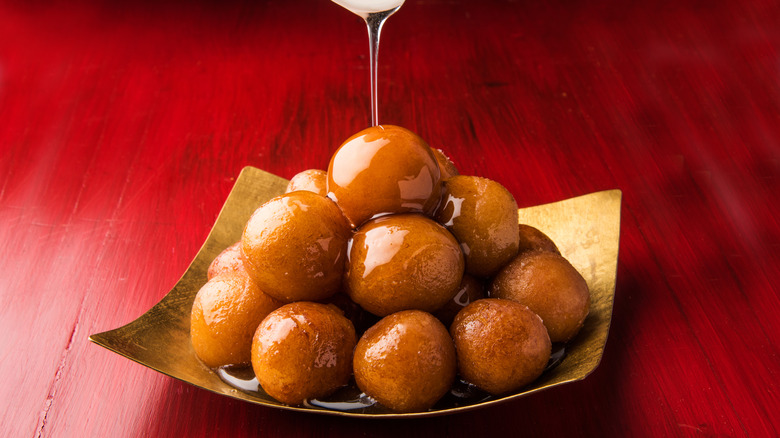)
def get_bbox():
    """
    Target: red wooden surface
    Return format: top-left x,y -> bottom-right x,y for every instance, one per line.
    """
1,0 -> 778,436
